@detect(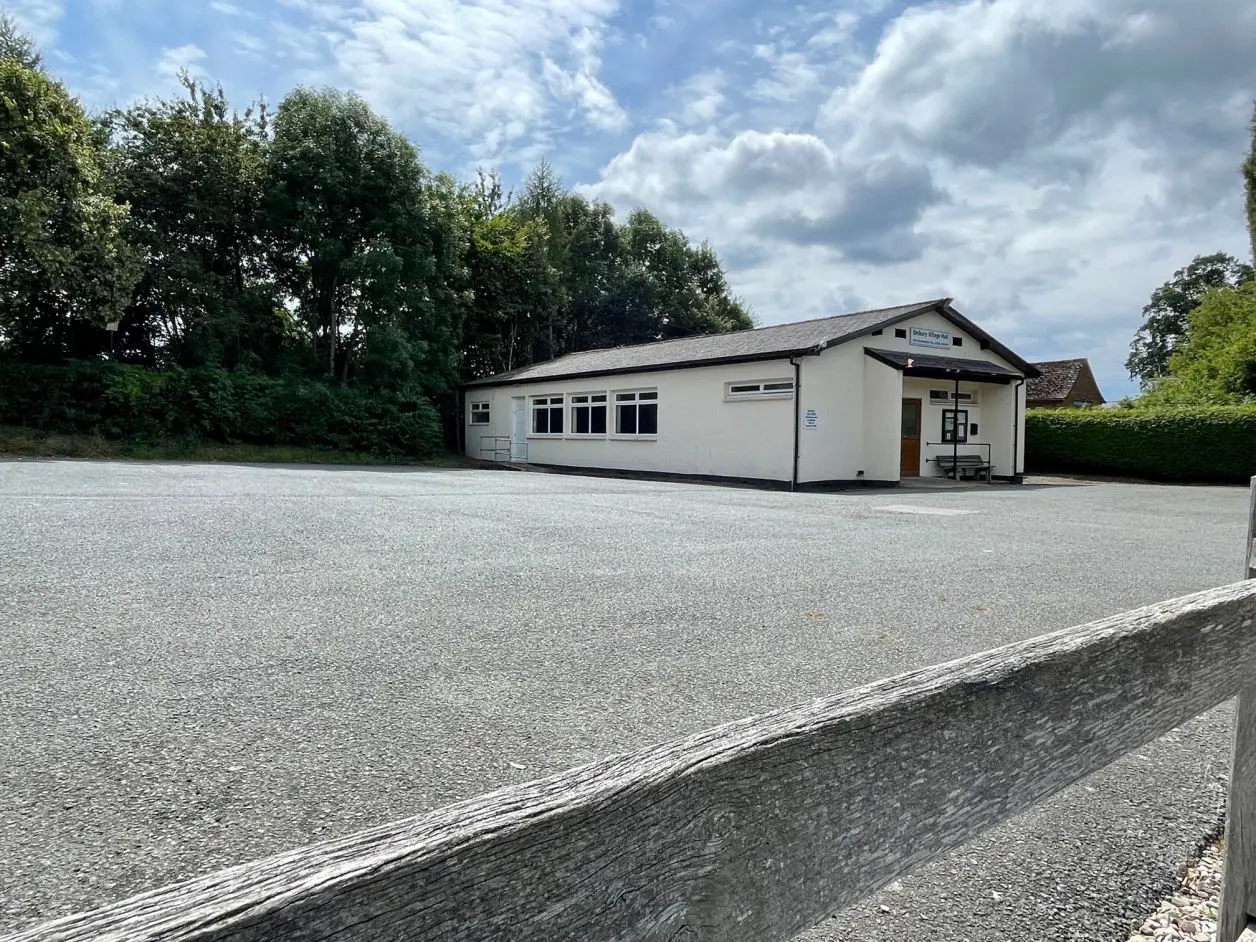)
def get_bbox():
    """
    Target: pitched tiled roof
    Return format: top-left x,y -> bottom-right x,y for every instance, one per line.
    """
1027,359 -> 1087,401
465,298 -> 1035,387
